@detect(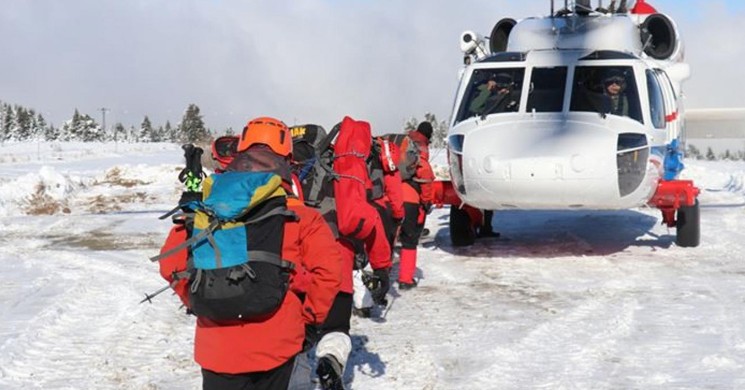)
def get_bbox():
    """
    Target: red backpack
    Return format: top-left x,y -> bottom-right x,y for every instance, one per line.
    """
332,117 -> 376,239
